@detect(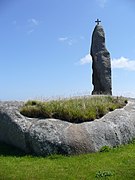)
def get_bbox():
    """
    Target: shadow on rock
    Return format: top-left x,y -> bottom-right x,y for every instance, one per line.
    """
0,142 -> 27,157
